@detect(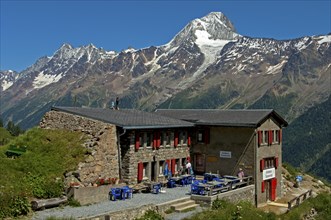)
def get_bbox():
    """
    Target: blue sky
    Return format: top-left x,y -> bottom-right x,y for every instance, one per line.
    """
1,0 -> 330,72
